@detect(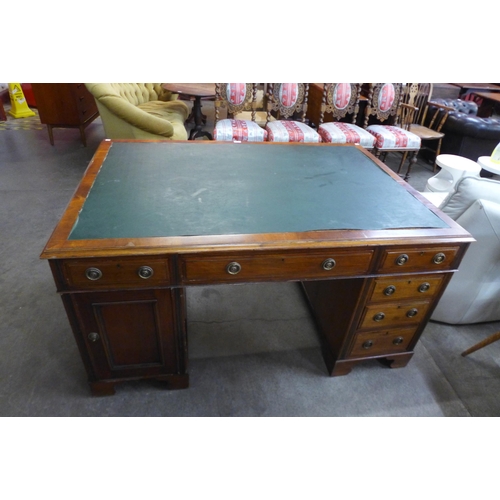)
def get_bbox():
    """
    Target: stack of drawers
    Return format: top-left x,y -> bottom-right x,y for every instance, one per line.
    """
349,274 -> 444,358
